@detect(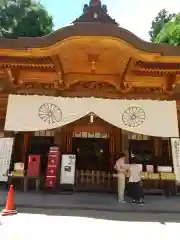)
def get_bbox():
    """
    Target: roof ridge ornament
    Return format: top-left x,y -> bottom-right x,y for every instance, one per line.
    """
73,1 -> 118,24
89,0 -> 101,7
